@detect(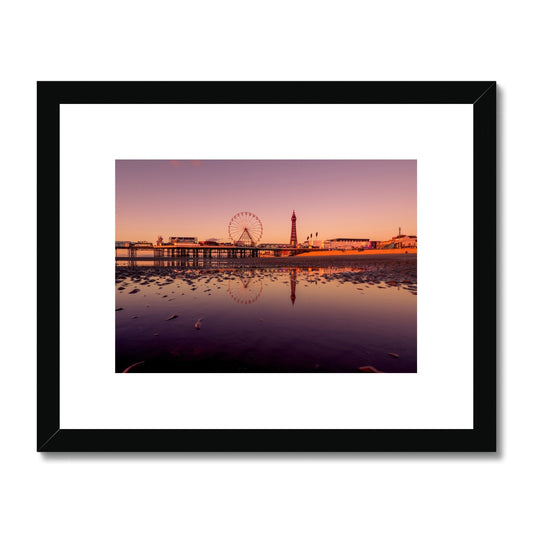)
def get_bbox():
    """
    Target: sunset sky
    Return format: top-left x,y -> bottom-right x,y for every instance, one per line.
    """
115,160 -> 416,243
